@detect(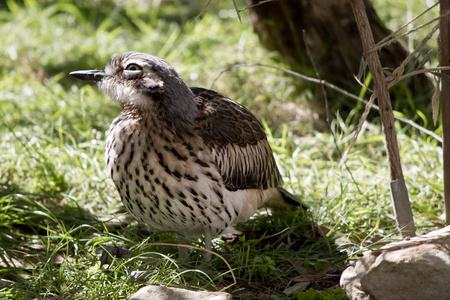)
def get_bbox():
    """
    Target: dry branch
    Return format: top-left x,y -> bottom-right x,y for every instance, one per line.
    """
351,0 -> 416,237
211,63 -> 443,143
